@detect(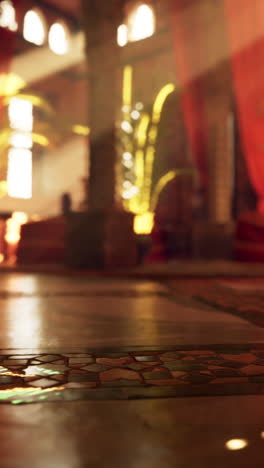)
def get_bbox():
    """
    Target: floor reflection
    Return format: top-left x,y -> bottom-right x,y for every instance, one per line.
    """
0,386 -> 64,404
5,297 -> 42,349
